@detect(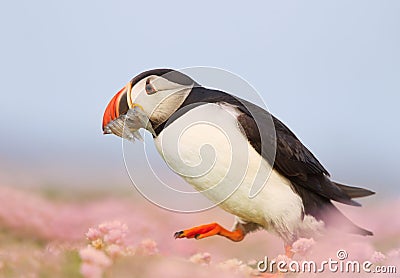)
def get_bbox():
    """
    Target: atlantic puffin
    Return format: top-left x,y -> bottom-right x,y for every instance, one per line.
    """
102,68 -> 374,256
